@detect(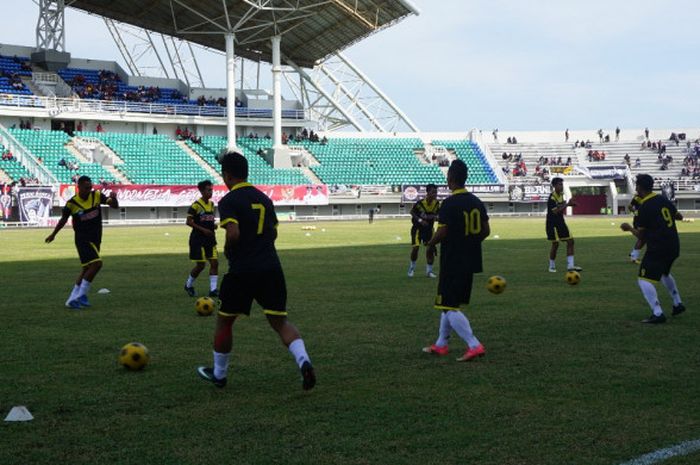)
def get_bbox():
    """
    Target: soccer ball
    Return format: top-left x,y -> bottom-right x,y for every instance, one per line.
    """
119,342 -> 150,371
565,270 -> 581,285
487,275 -> 507,294
195,296 -> 216,316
